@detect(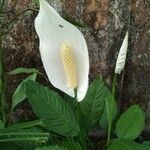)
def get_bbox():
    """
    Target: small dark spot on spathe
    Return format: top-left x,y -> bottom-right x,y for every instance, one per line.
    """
59,24 -> 64,28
